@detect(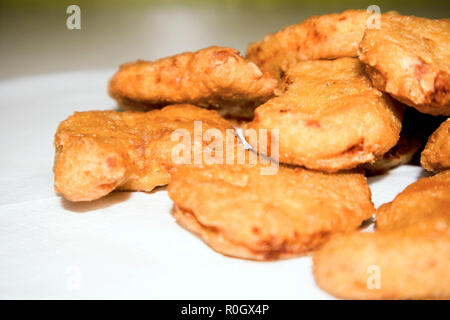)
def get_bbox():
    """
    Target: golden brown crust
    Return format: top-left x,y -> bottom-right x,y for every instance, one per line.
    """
314,171 -> 450,299
246,10 -> 397,77
421,119 -> 450,171
313,230 -> 450,300
168,164 -> 374,261
376,170 -> 450,231
108,46 -> 278,119
360,138 -> 421,175
244,58 -> 403,172
361,120 -> 422,175
53,104 -> 234,201
359,15 -> 450,115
